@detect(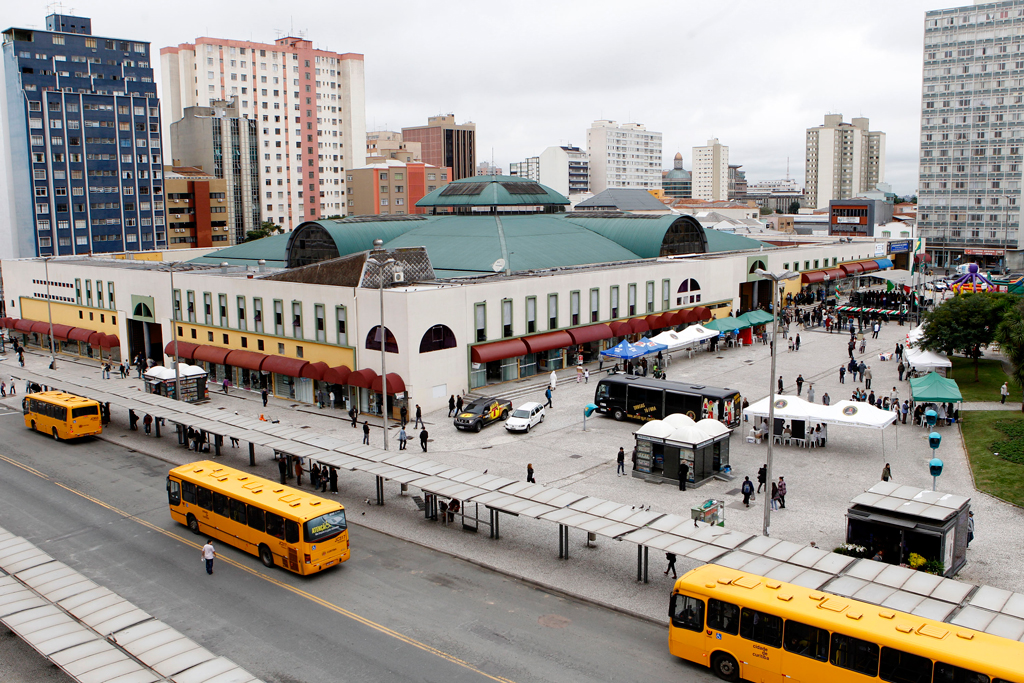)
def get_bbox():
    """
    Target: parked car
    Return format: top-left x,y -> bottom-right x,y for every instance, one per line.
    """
933,280 -> 949,291
454,397 -> 512,432
505,402 -> 545,433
